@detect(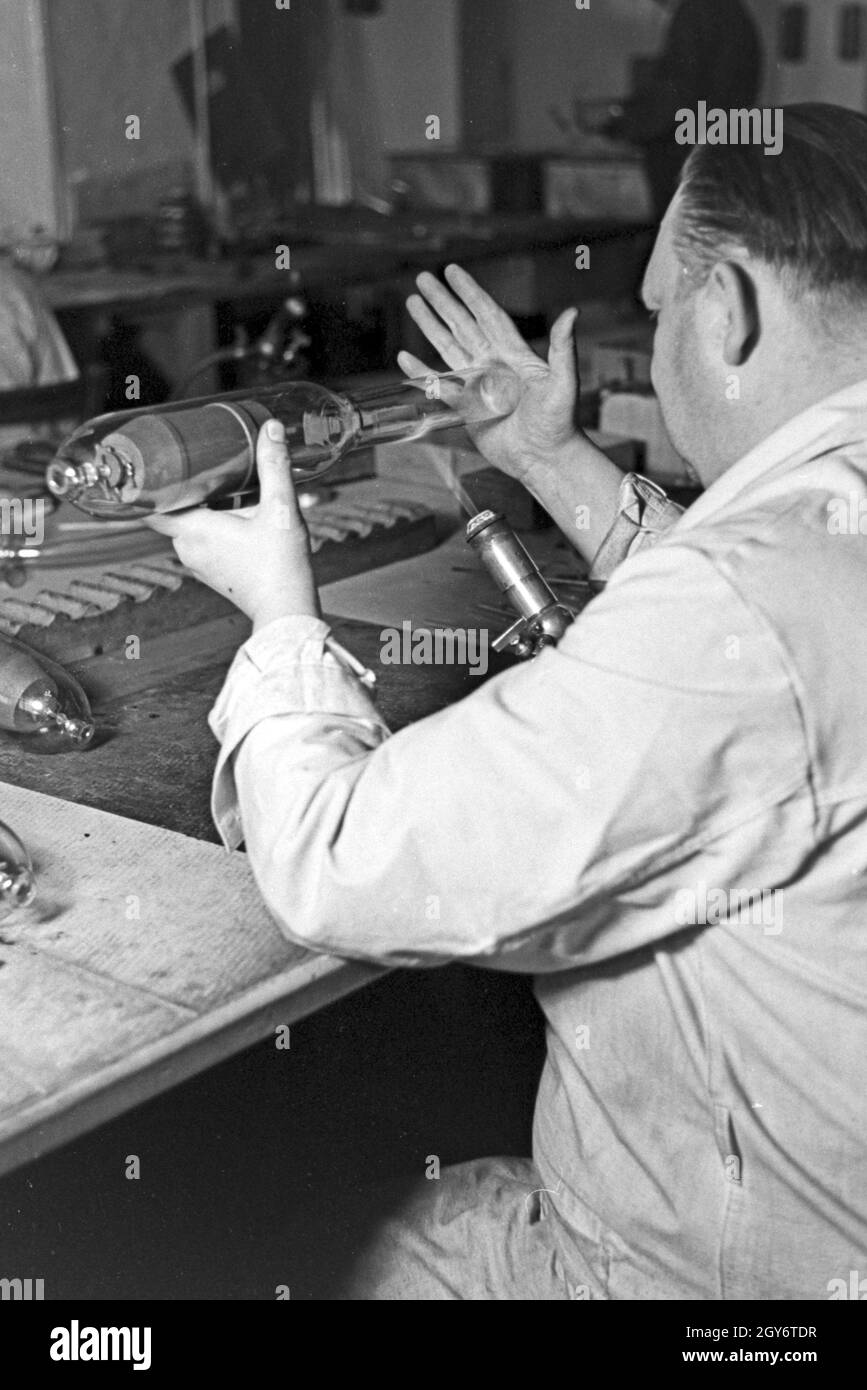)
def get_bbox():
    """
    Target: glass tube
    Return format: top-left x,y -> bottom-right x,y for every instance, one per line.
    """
46,366 -> 522,519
